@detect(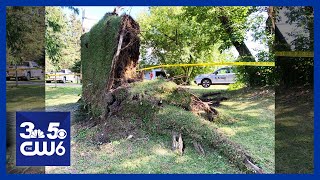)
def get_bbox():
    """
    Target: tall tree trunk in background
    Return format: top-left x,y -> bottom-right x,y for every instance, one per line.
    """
218,15 -> 254,59
218,13 -> 255,85
267,6 -> 276,34
181,66 -> 188,84
15,63 -> 18,87
54,70 -> 57,88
